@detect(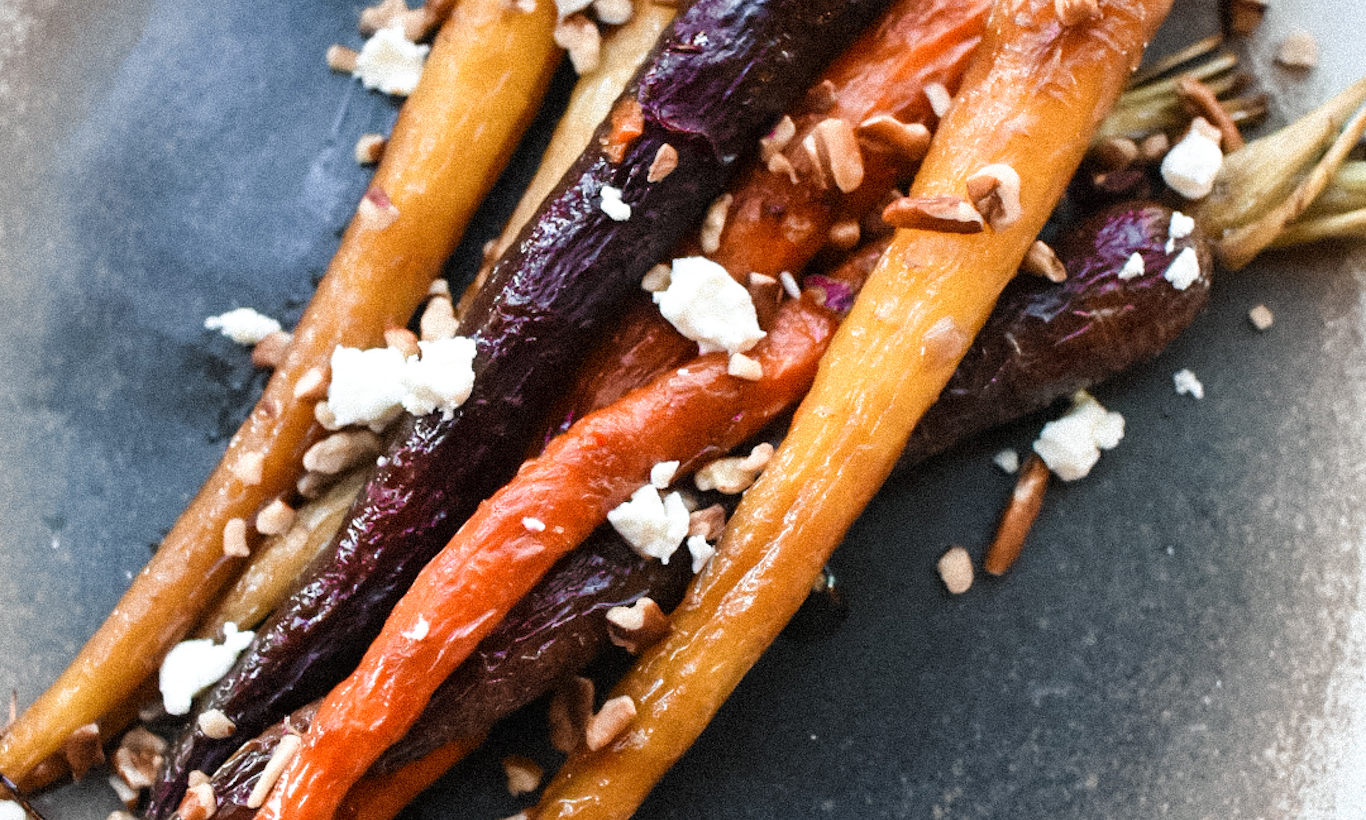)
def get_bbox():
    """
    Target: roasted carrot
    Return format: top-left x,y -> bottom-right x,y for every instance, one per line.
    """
531,0 -> 1175,816
562,0 -> 990,419
331,737 -> 485,820
0,0 -> 561,790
